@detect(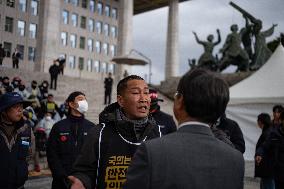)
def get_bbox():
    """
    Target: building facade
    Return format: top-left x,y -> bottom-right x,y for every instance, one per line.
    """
0,0 -> 119,79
